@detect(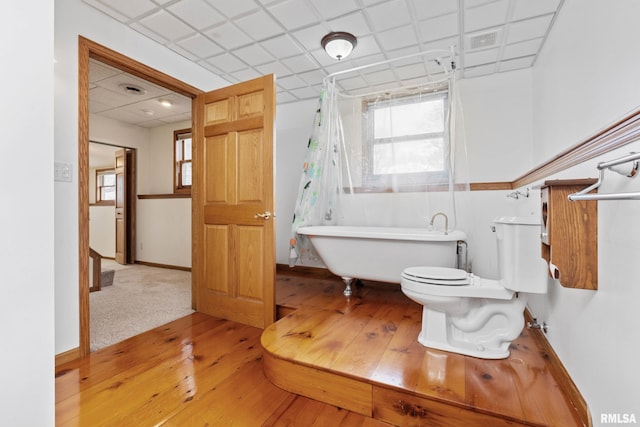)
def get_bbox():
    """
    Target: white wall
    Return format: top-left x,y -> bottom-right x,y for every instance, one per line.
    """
529,1 -> 640,423
54,0 -> 227,355
0,2 -> 55,426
